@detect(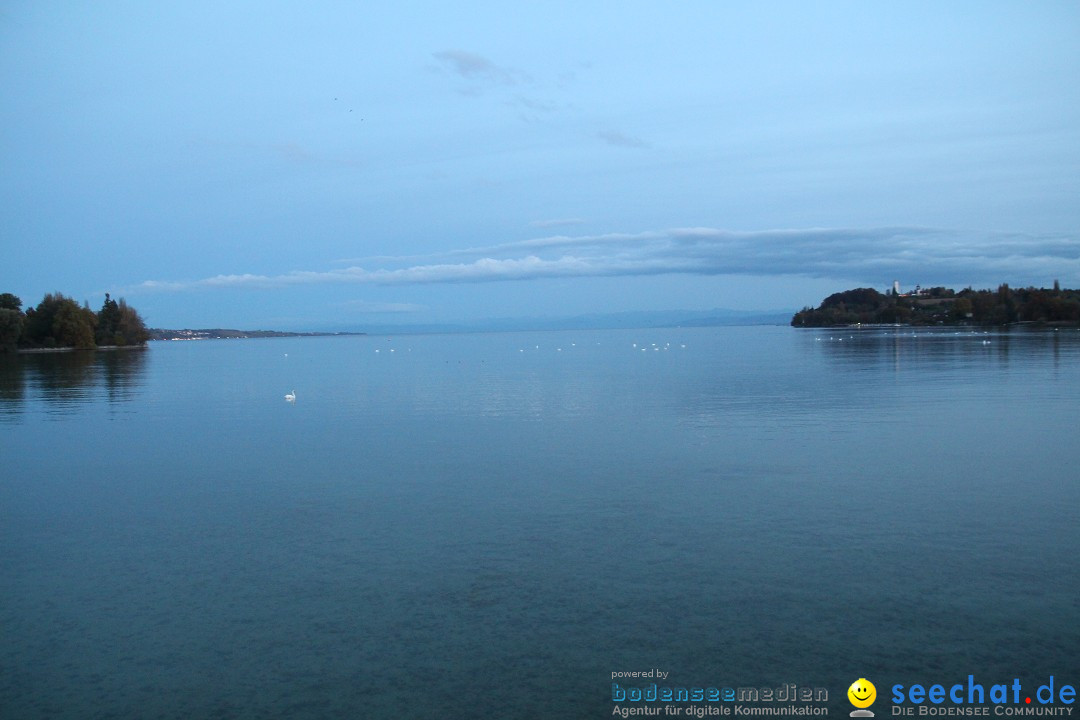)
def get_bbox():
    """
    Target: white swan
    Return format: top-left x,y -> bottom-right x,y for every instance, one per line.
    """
285,390 -> 296,402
